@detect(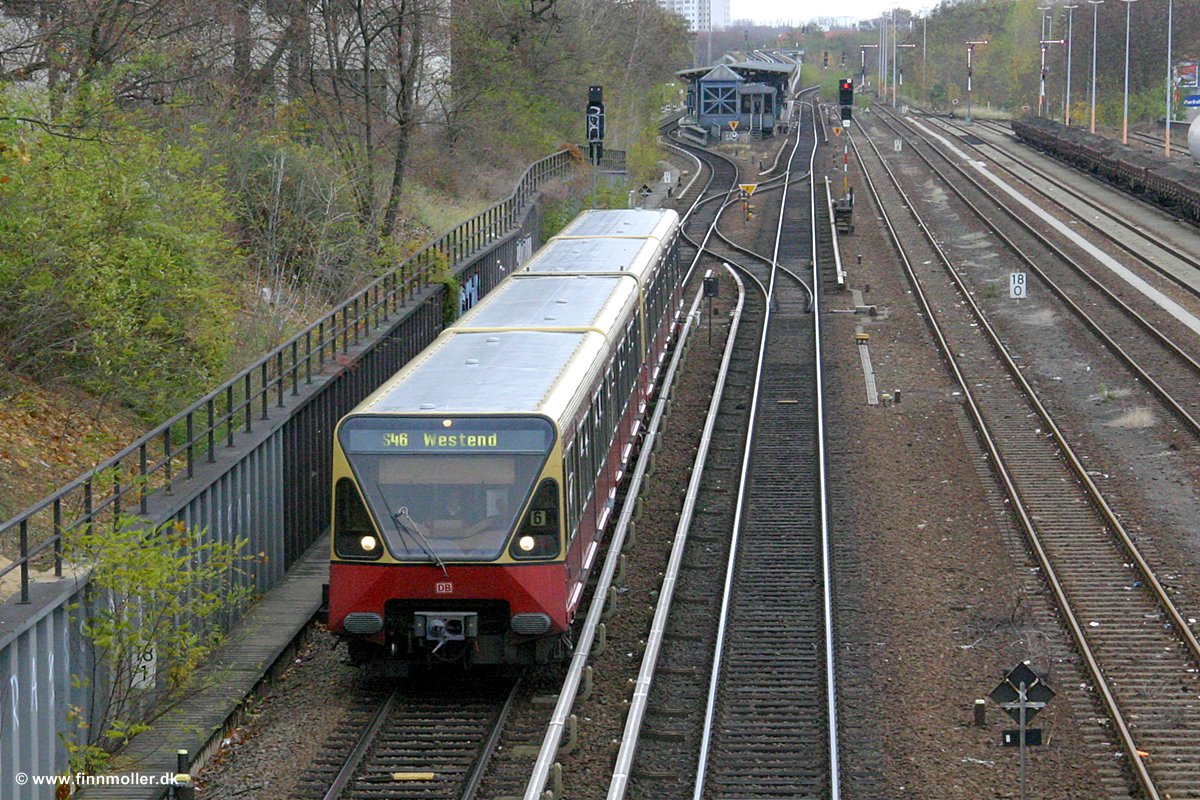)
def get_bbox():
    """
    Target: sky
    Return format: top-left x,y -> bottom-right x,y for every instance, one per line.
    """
731,0 -> 932,27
